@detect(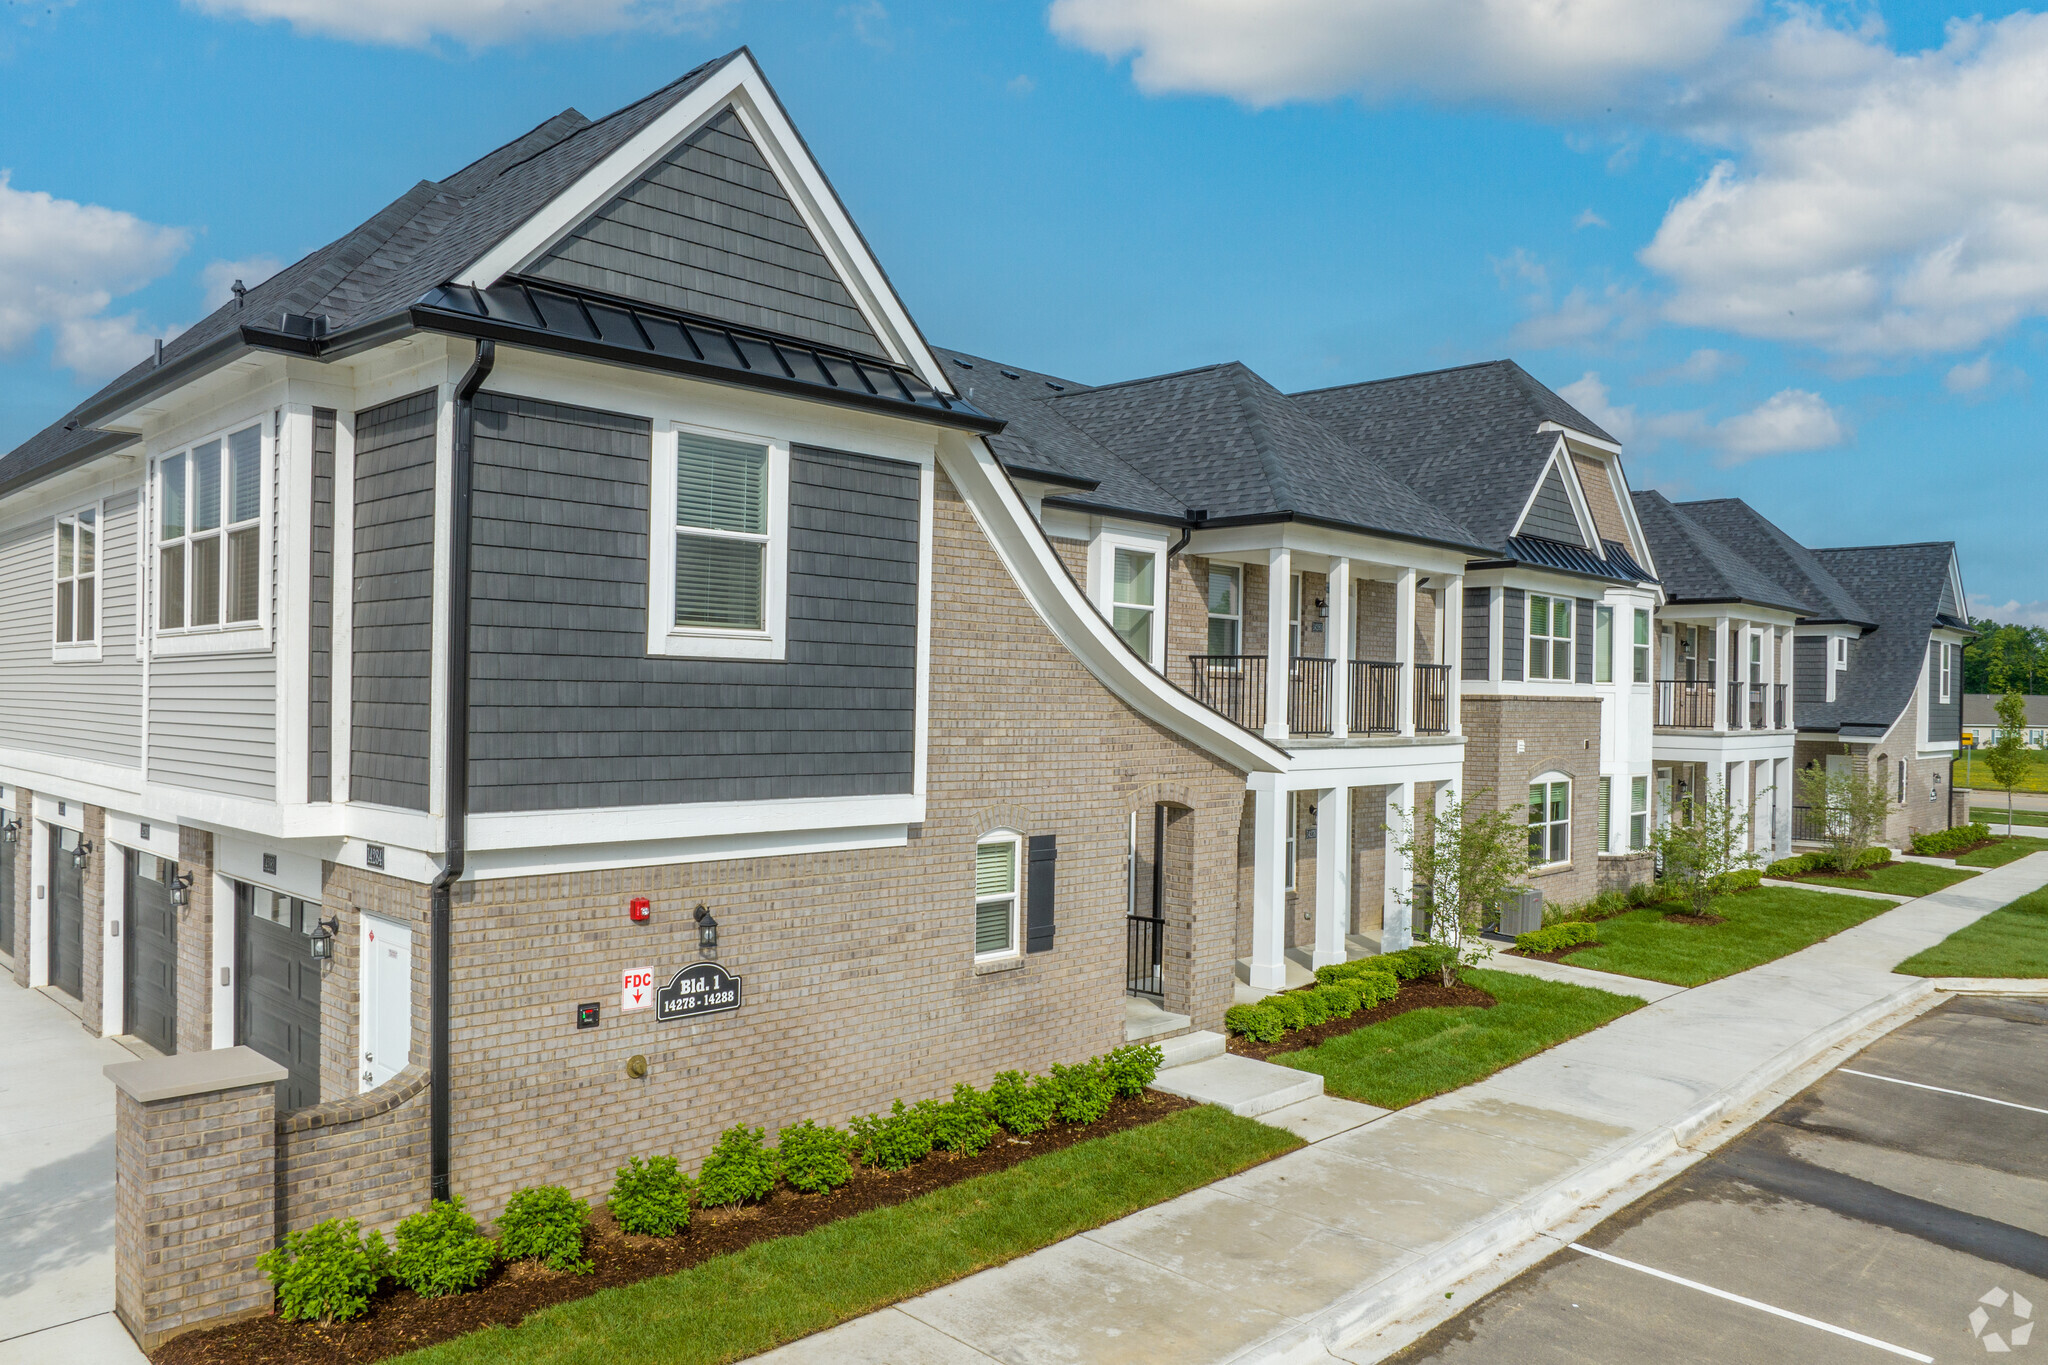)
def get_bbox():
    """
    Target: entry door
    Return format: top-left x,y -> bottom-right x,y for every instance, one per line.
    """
123,850 -> 179,1054
360,915 -> 413,1091
0,811 -> 14,958
48,827 -> 84,999
235,884 -> 322,1112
